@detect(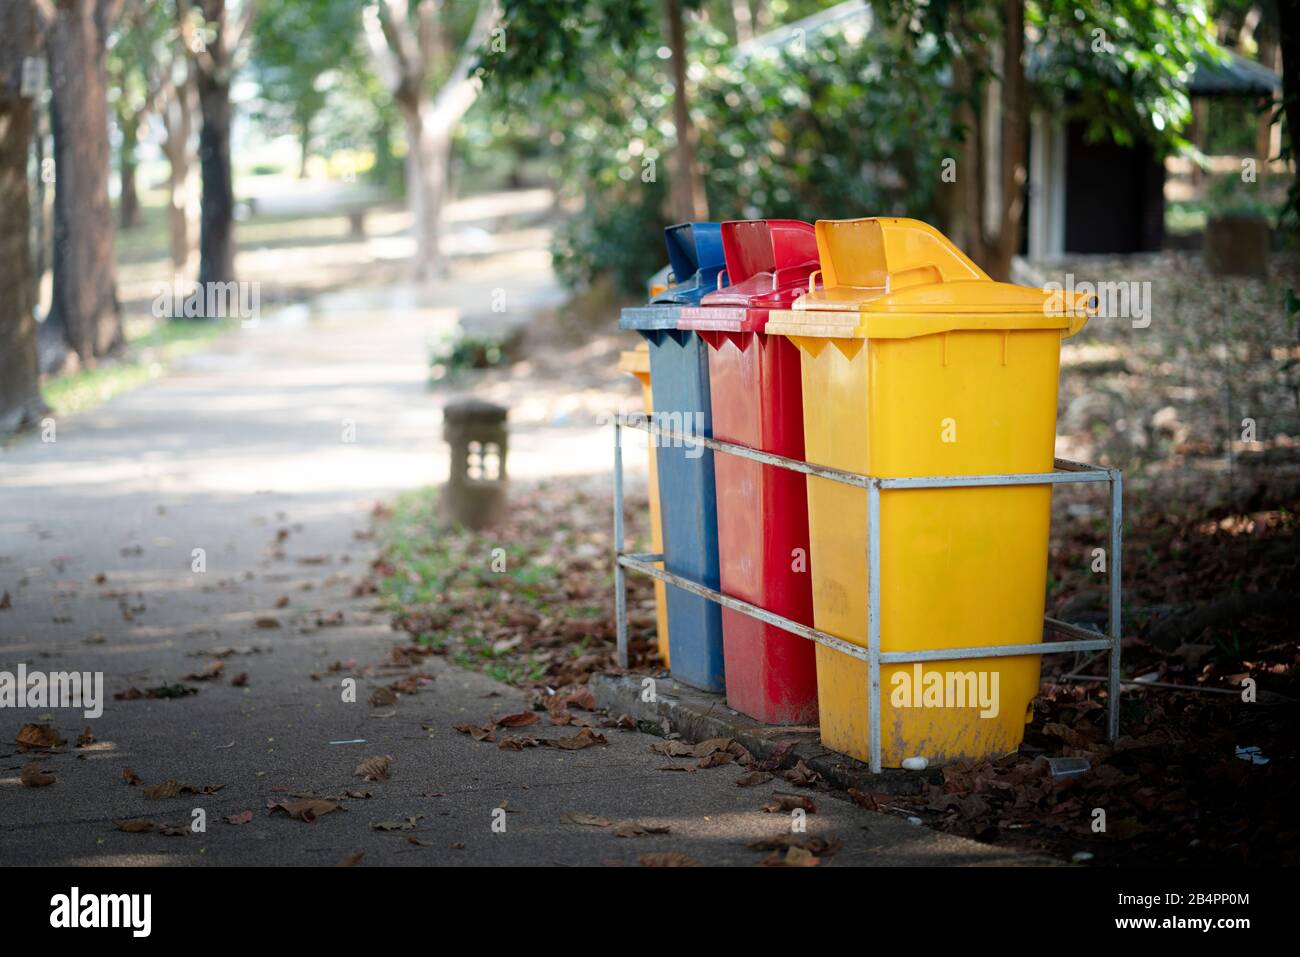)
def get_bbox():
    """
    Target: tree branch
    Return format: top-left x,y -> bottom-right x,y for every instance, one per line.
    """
426,0 -> 498,132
